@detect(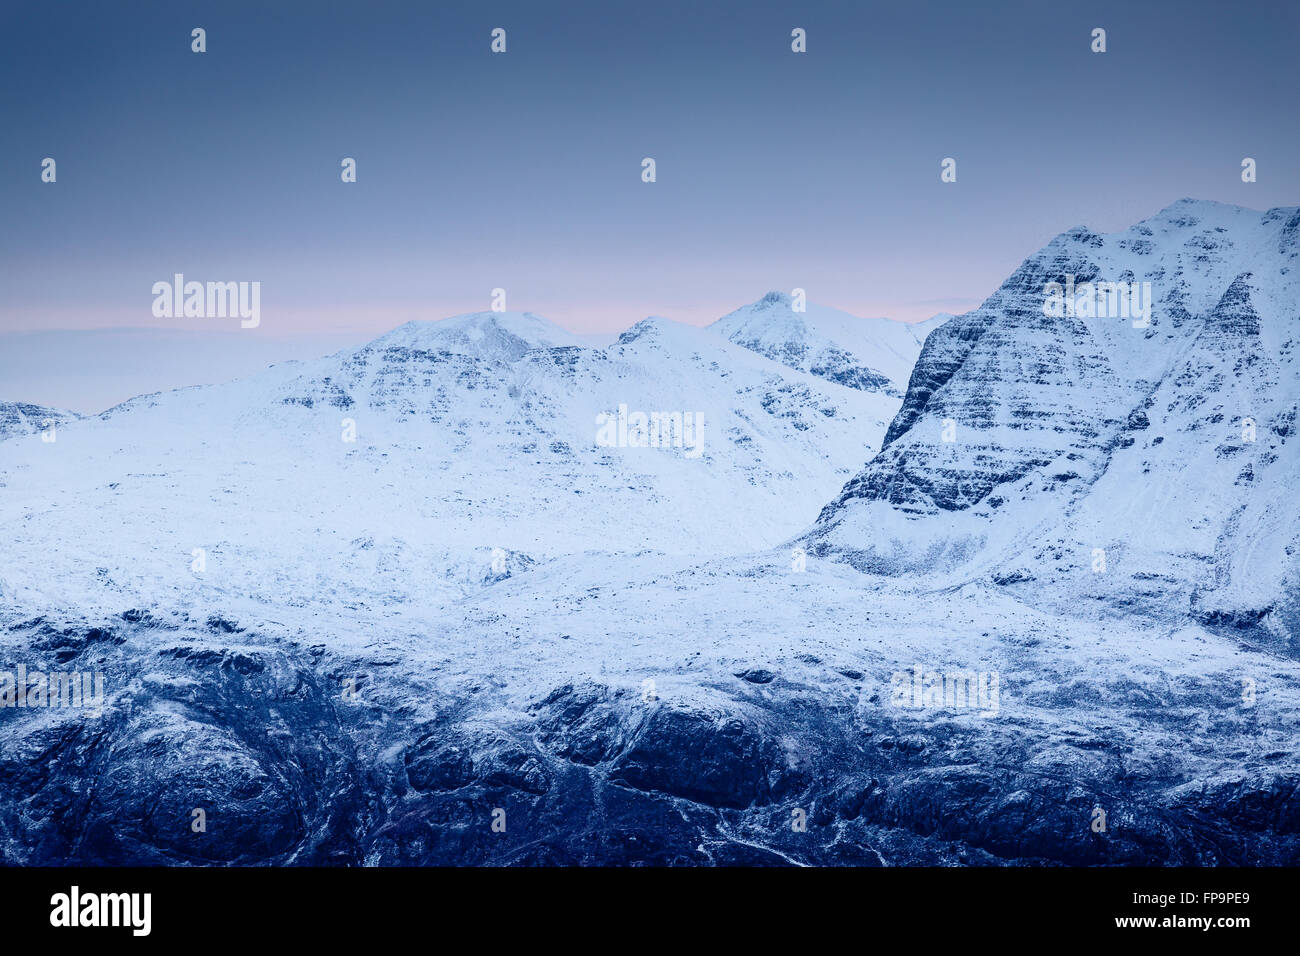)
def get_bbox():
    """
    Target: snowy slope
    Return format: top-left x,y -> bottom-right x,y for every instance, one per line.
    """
710,292 -> 941,396
5,518 -> 1299,865
0,309 -> 900,622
